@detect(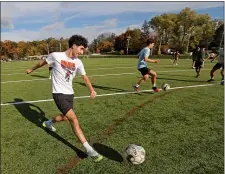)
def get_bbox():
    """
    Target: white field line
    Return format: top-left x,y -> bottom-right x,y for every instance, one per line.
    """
1,71 -> 45,76
1,66 -> 136,75
1,63 -> 137,71
0,83 -> 216,106
1,73 -> 136,83
1,69 -> 211,84
1,59 -> 193,70
1,64 -> 191,75
1,78 -> 49,83
1,63 -> 136,70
